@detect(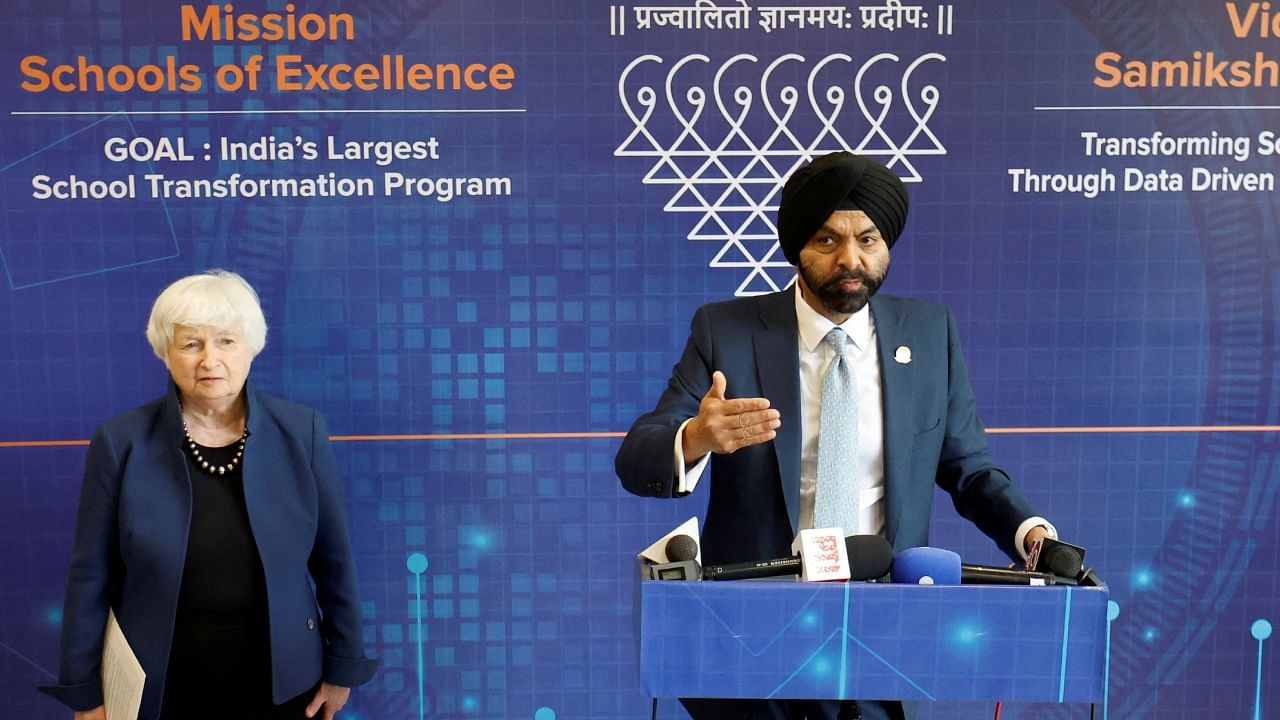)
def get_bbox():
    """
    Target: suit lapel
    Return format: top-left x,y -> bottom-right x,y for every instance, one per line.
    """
240,384 -> 273,562
871,296 -> 915,548
155,384 -> 196,591
754,290 -> 802,535
161,382 -> 194,504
